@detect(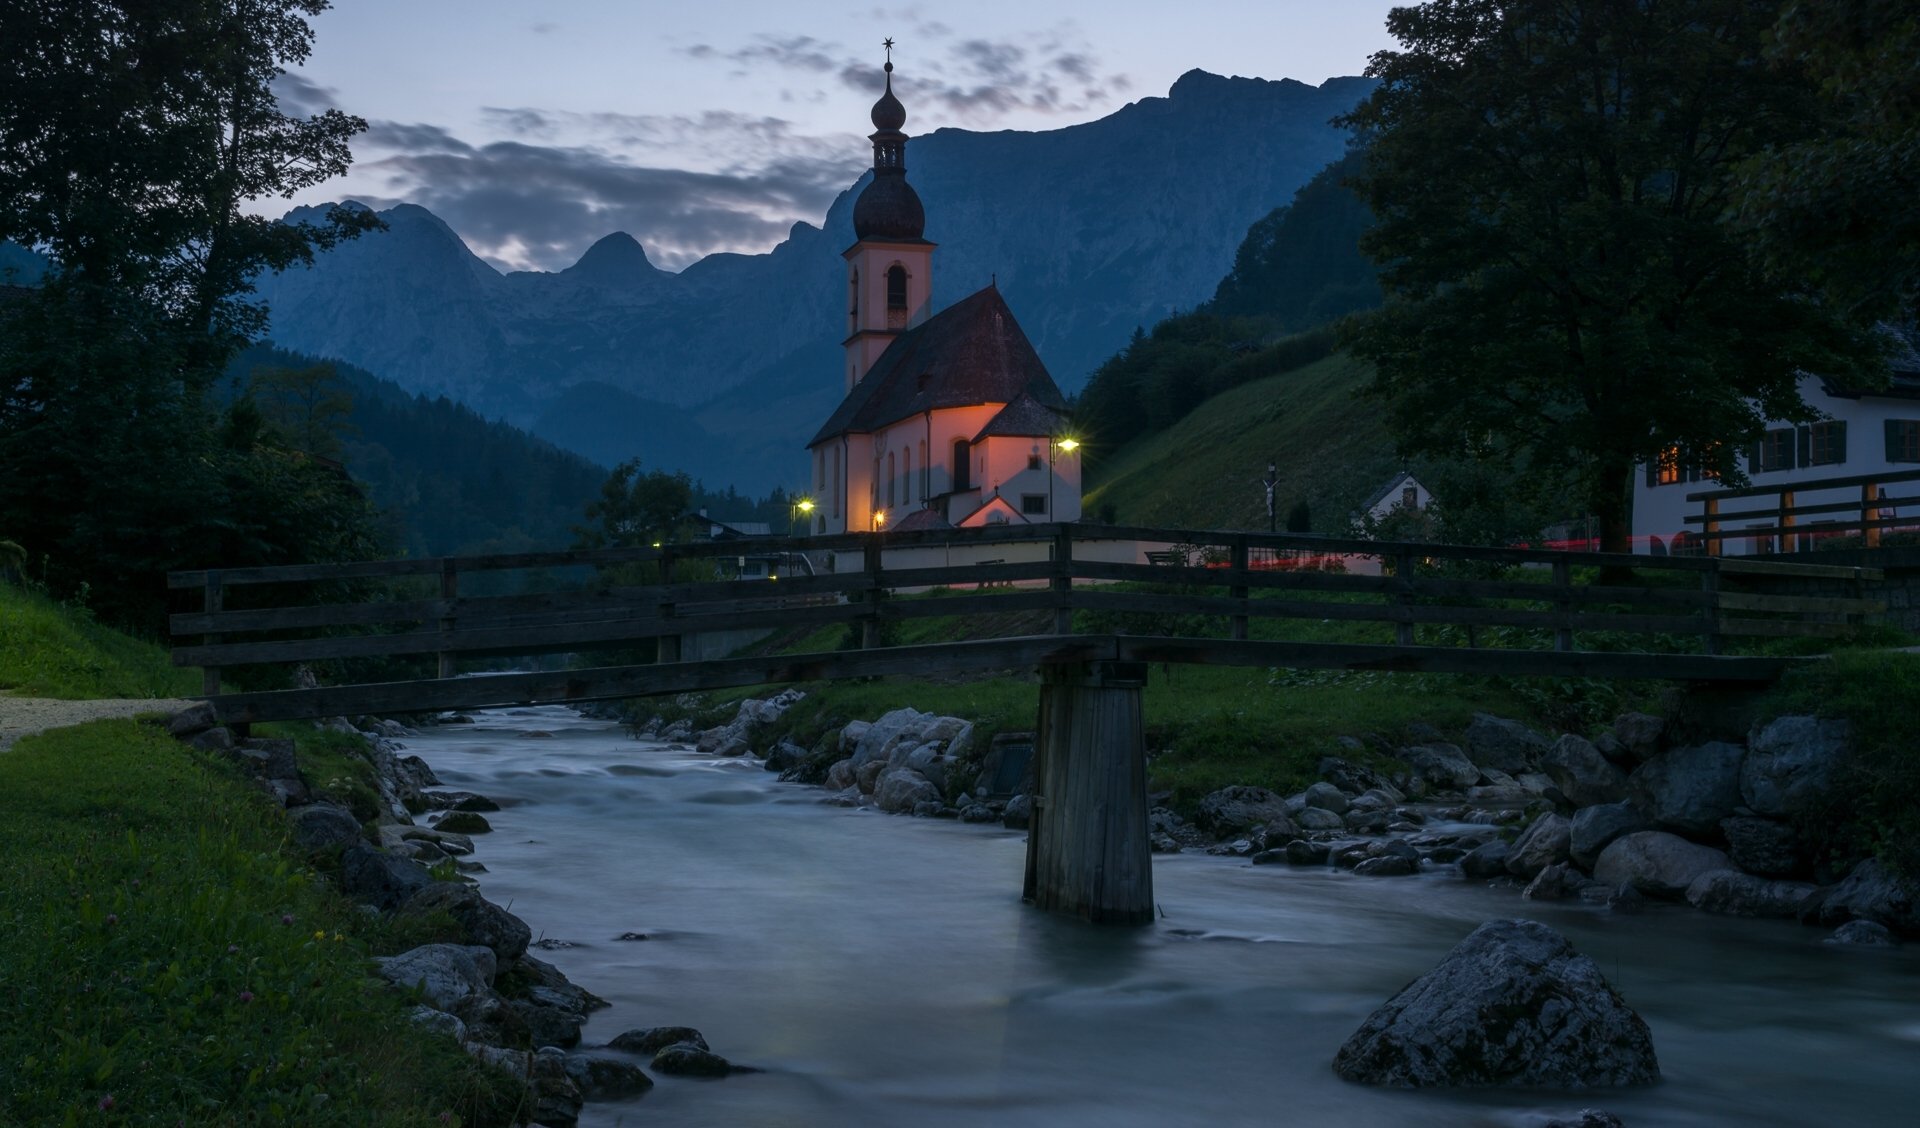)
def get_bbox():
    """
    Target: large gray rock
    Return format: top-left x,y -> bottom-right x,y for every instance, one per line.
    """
1592,832 -> 1732,900
166,702 -> 219,737
1628,742 -> 1744,837
1462,714 -> 1549,773
1332,919 -> 1659,1088
1459,840 -> 1512,879
401,883 -> 532,961
873,767 -> 940,814
1720,816 -> 1806,878
1825,920 -> 1896,947
1303,781 -> 1350,814
1540,735 -> 1629,808
1569,803 -> 1648,871
1296,806 -> 1345,831
1505,814 -> 1573,879
1194,786 -> 1293,837
564,1051 -> 654,1098
1611,713 -> 1666,764
849,707 -> 932,767
1002,794 -> 1032,829
508,999 -> 584,1049
340,844 -> 434,912
1400,743 -> 1481,791
375,943 -> 498,1009
1684,870 -> 1816,919
651,1042 -> 734,1077
1743,716 -> 1847,818
609,1026 -> 708,1055
288,802 -> 363,853
824,757 -> 856,791
1804,858 -> 1920,935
